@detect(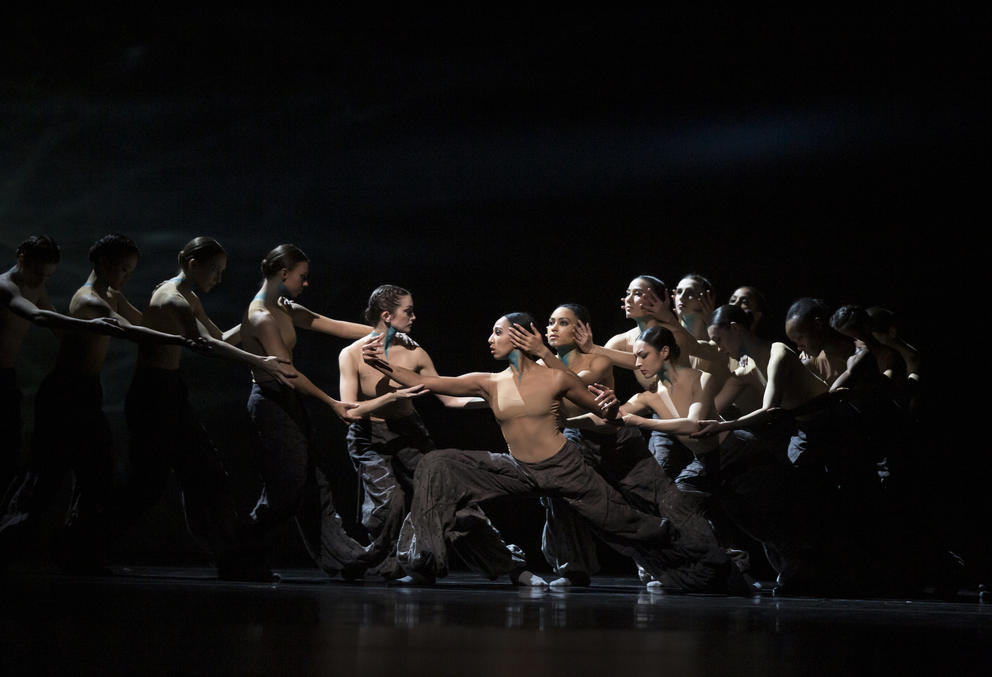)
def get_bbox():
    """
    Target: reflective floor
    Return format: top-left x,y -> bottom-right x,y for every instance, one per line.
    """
2,567 -> 989,676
